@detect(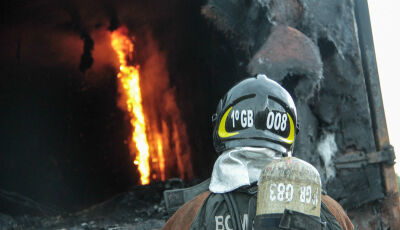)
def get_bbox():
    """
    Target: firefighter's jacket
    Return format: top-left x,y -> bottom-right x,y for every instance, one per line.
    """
162,186 -> 354,230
